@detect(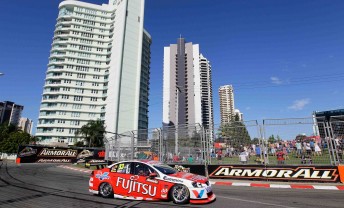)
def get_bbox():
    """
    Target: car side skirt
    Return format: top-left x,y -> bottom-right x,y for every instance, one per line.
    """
89,189 -> 99,195
114,194 -> 159,201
